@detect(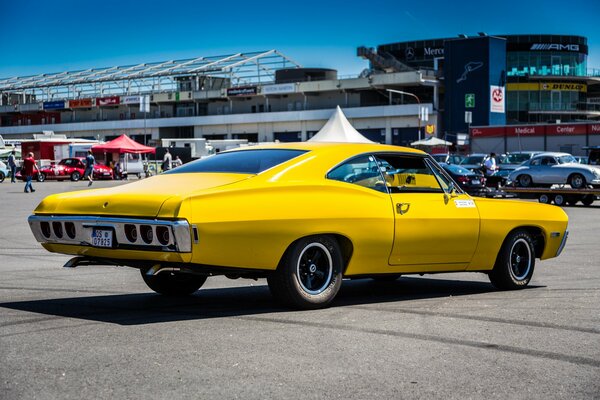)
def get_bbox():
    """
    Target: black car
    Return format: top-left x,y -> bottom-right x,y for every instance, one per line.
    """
440,163 -> 488,196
